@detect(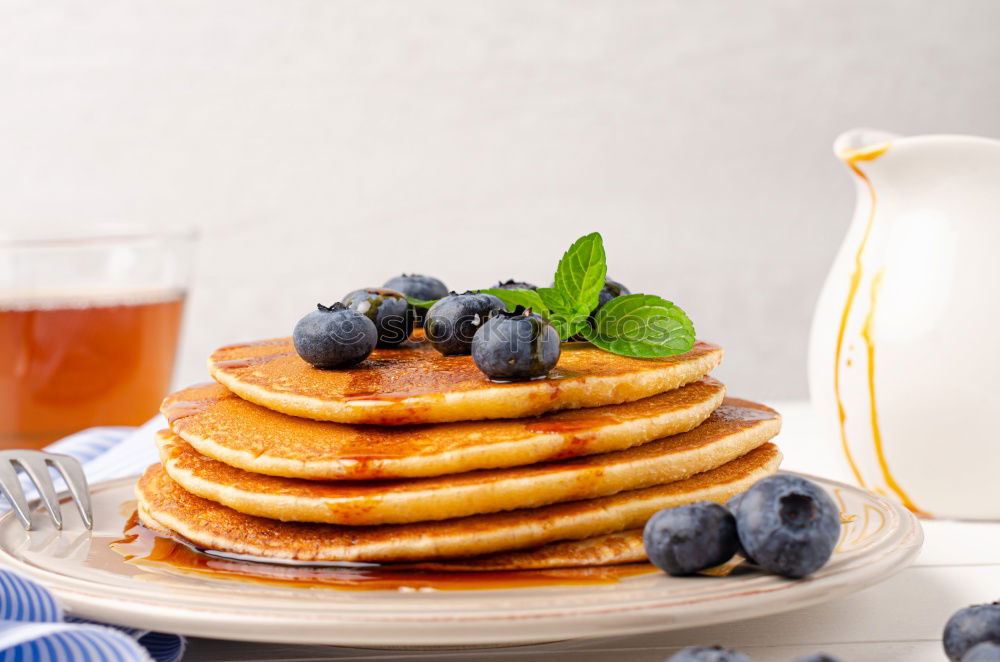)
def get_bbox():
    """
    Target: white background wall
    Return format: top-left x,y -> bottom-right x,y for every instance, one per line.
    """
3,0 -> 999,399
